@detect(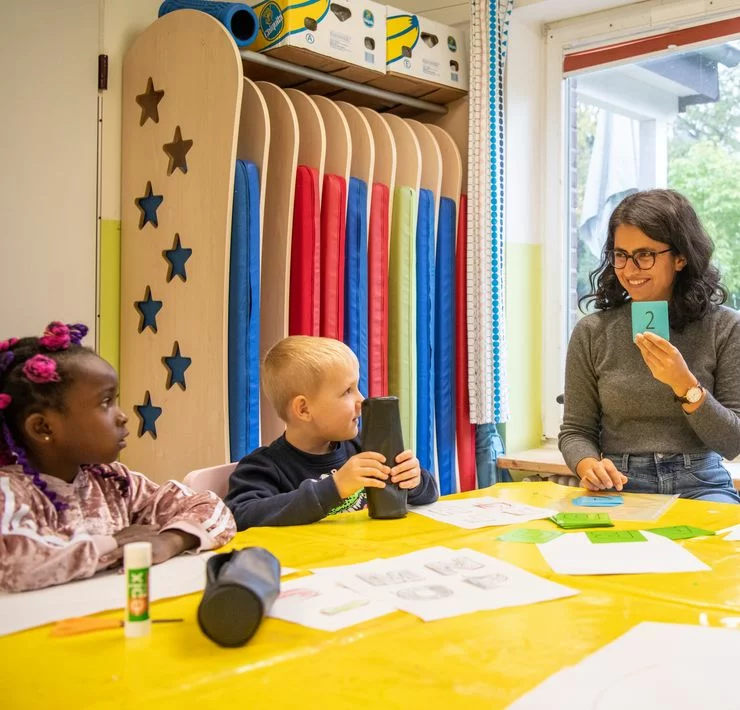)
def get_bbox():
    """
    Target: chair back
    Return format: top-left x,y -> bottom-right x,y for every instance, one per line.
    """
183,462 -> 237,499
